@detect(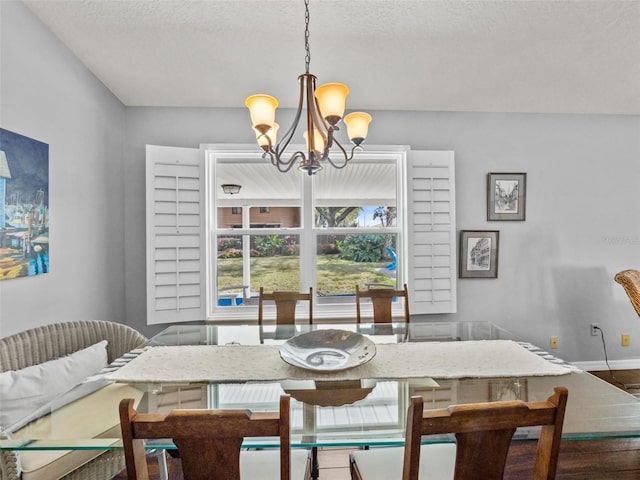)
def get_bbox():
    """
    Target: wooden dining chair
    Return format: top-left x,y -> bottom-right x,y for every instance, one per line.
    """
615,269 -> 640,317
119,394 -> 311,480
258,287 -> 313,325
350,386 -> 568,480
355,283 -> 410,323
